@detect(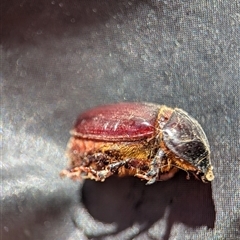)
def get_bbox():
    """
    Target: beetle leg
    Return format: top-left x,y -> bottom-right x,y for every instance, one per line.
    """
92,159 -> 131,181
85,168 -> 109,181
61,166 -> 112,182
134,150 -> 166,184
60,166 -> 91,180
60,165 -> 106,181
134,172 -> 151,181
108,160 -> 130,171
145,149 -> 166,185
